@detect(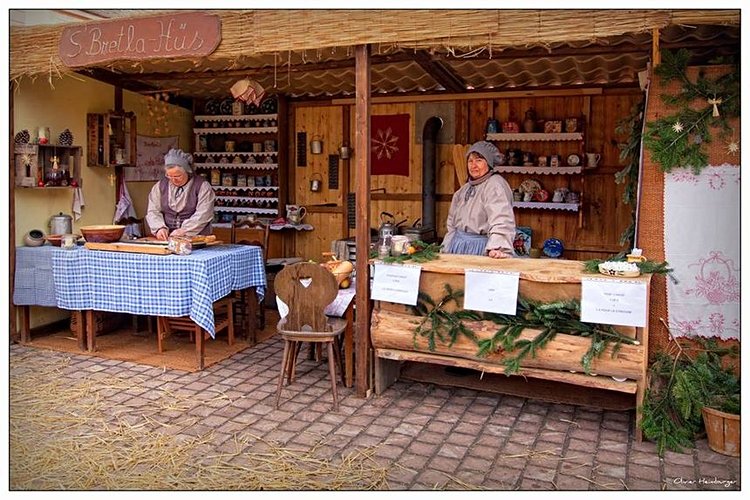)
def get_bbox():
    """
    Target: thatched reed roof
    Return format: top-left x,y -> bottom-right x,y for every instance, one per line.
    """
10,9 -> 740,100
